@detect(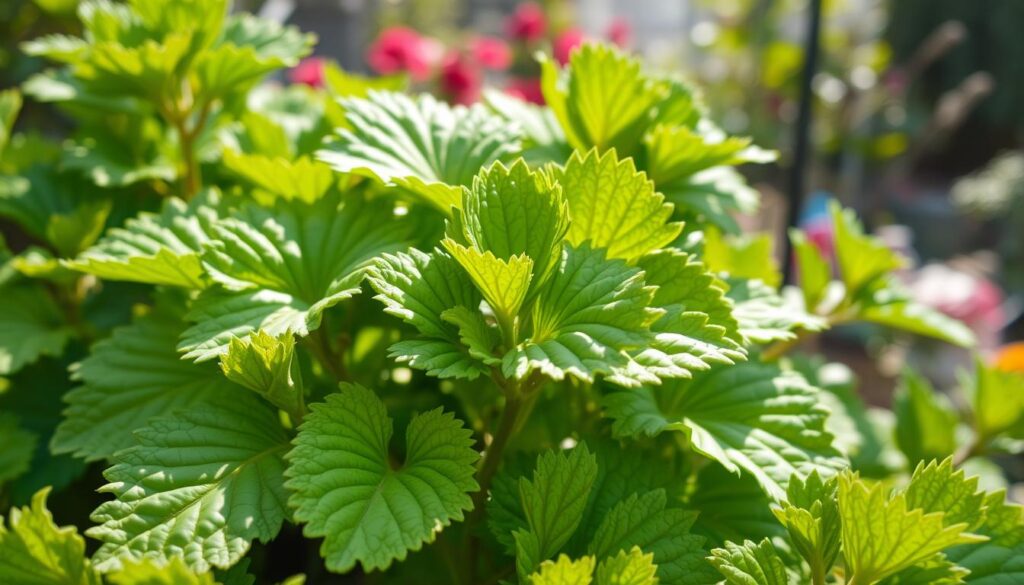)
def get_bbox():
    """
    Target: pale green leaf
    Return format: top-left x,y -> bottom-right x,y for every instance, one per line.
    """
603,360 -> 844,500
318,91 -> 521,212
322,62 -> 407,98
443,239 -> 533,324
549,148 -> 681,261
531,554 -> 596,585
966,359 -> 1024,443
726,279 -> 827,344
219,330 -> 303,419
0,284 -> 73,375
218,13 -> 313,66
0,414 -> 36,484
107,557 -> 216,585
770,471 -> 840,581
221,151 -> 334,204
88,393 -> 290,572
285,383 -> 479,573
484,89 -> 570,165
708,539 -> 788,585
837,472 -> 986,584
904,458 -> 986,530
75,35 -> 192,100
830,201 -> 904,297
858,297 -> 975,348
595,547 -> 659,585
52,306 -> 245,462
643,124 -> 750,186
67,193 -> 219,288
662,167 -> 759,235
893,371 -> 959,465
588,490 -> 716,585
0,488 -> 101,585
789,229 -> 830,311
703,229 -> 781,289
